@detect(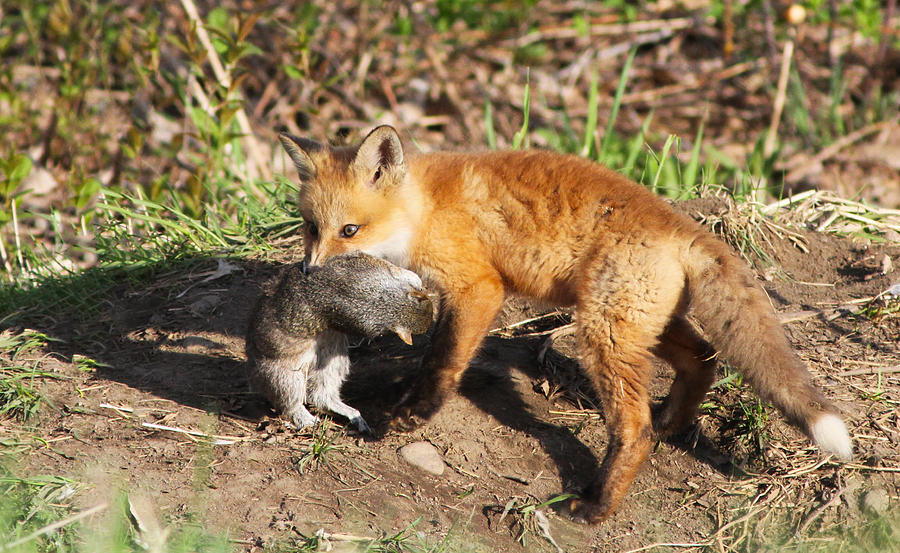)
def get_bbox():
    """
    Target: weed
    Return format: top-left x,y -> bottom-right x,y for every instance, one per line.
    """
0,330 -> 61,421
490,494 -> 573,549
511,71 -> 531,150
0,469 -> 81,551
855,289 -> 900,323
293,421 -> 344,474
